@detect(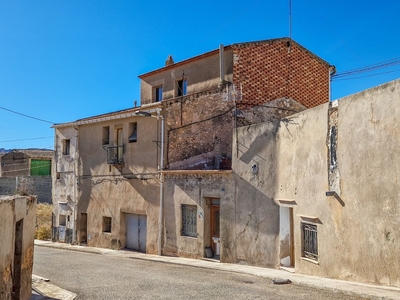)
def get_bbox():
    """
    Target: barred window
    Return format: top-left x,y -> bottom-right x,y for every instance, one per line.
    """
181,205 -> 197,237
103,216 -> 112,233
302,223 -> 318,260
